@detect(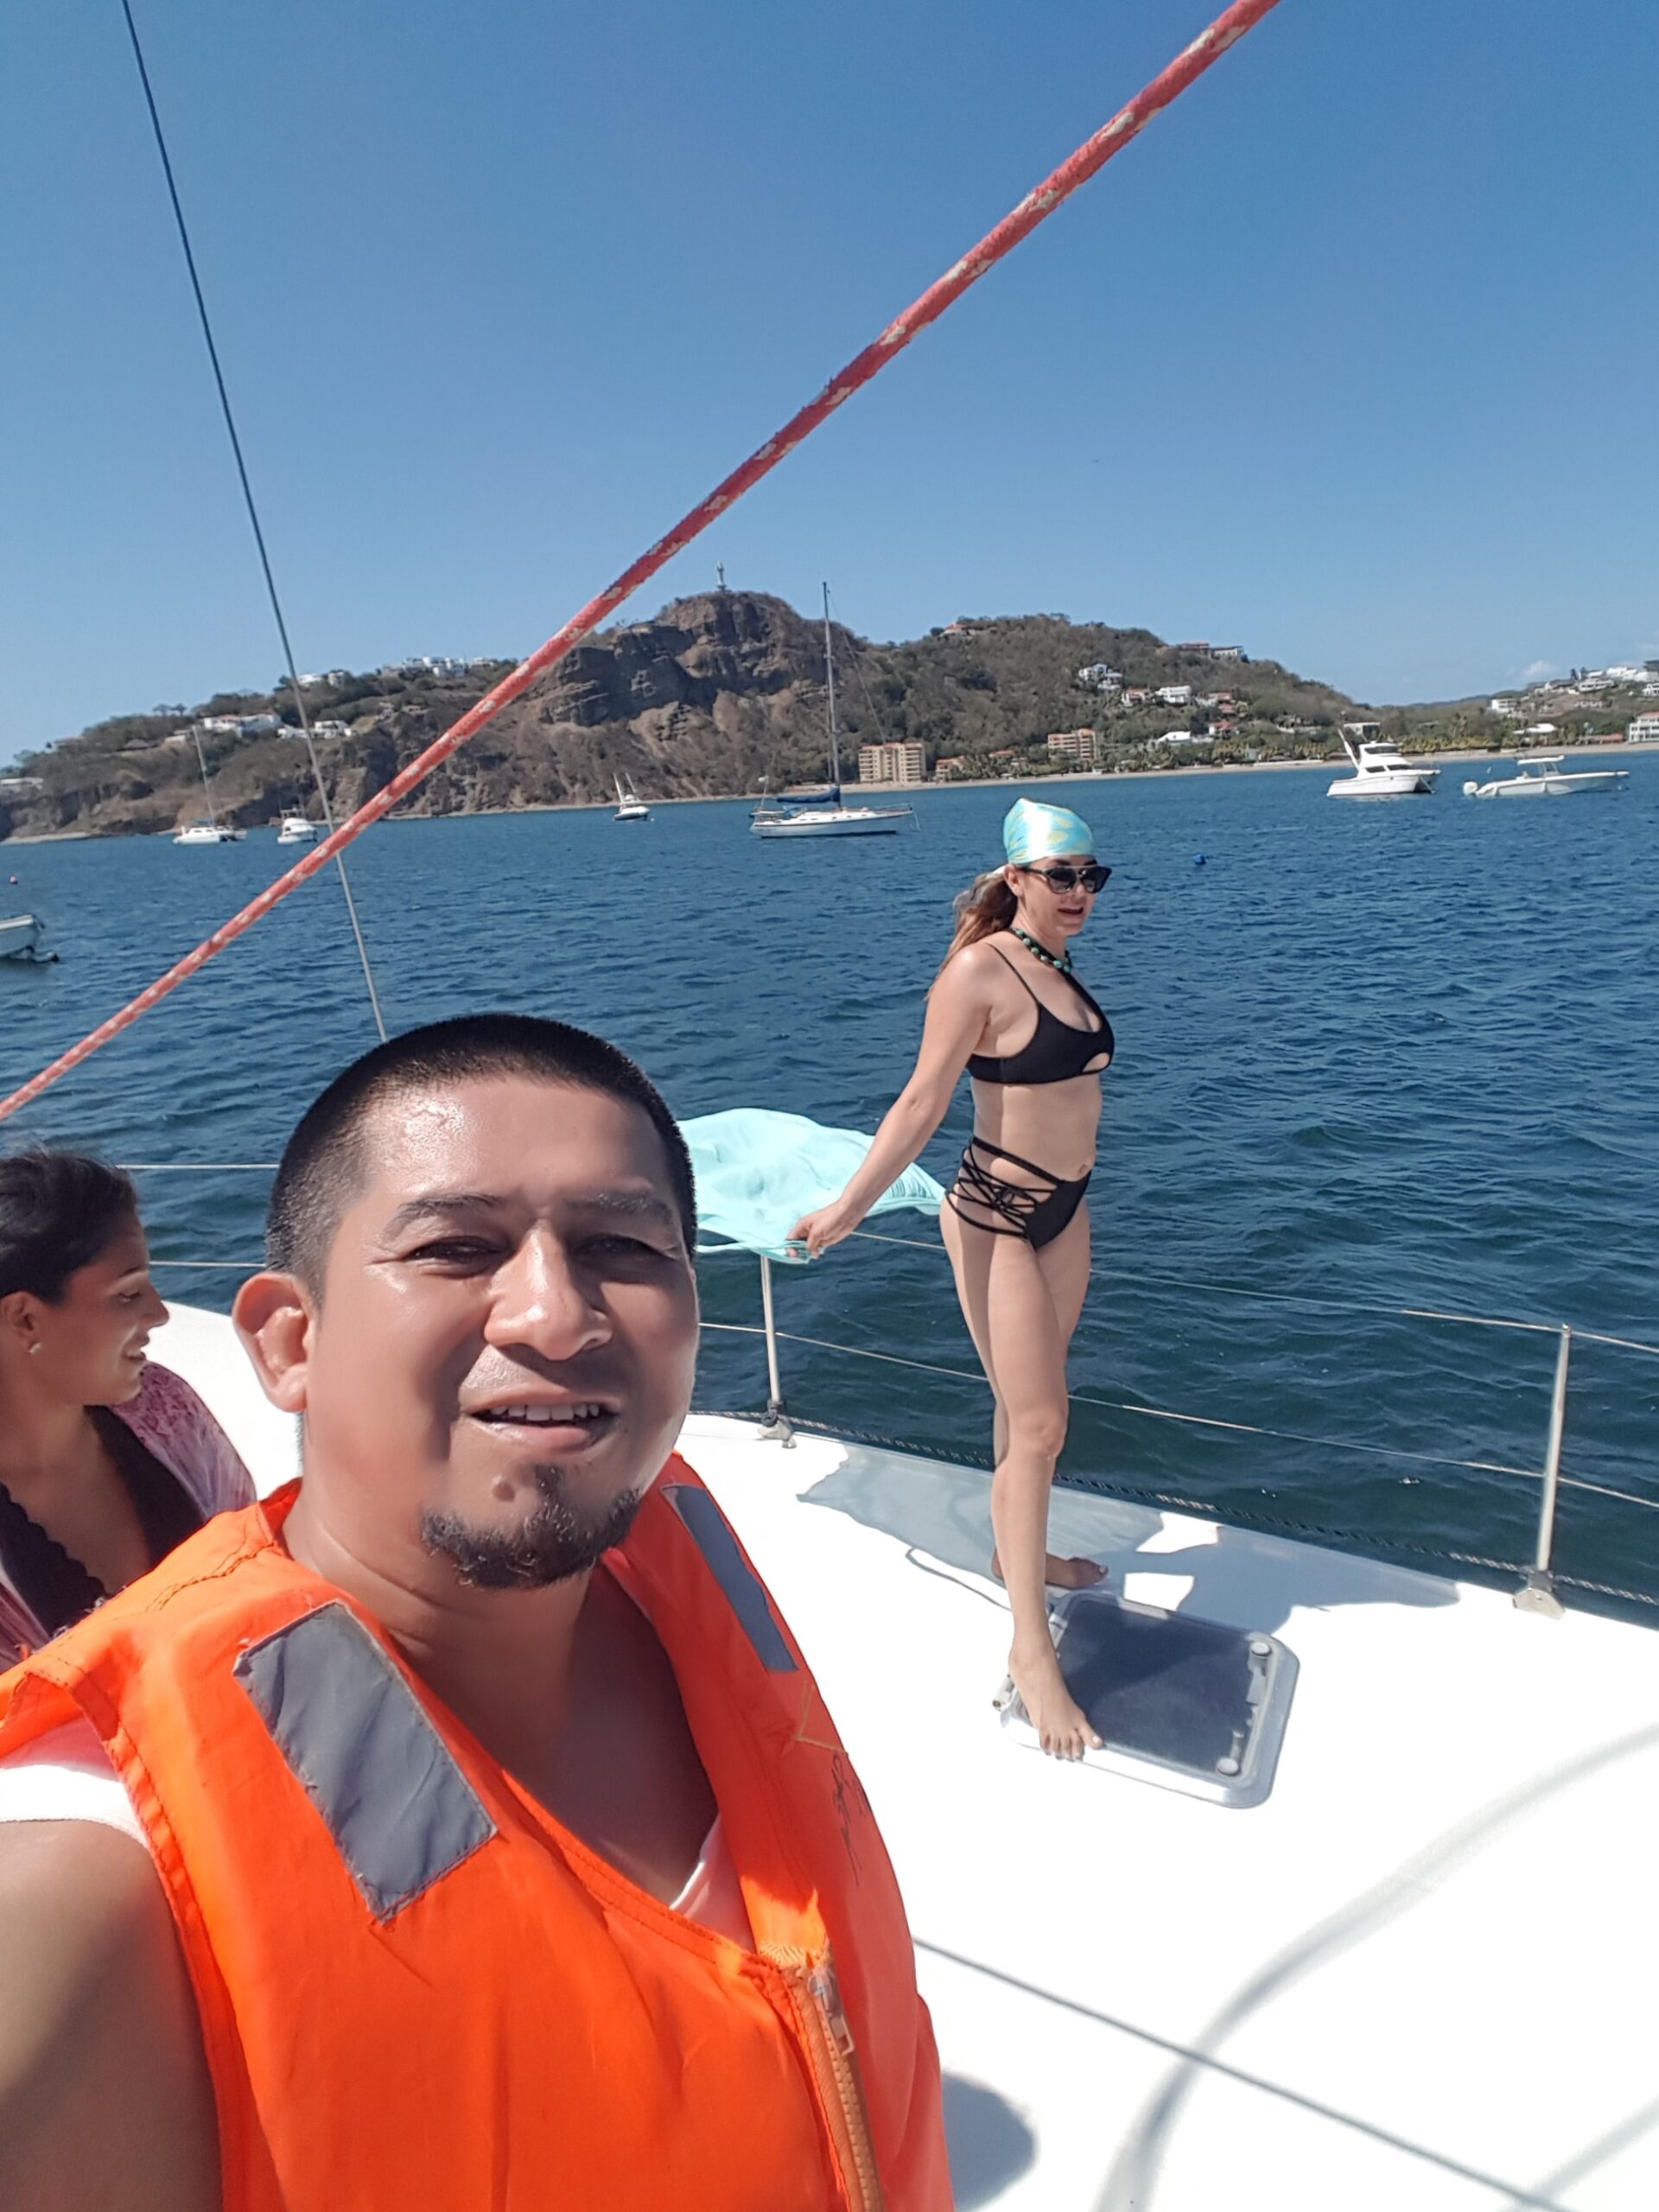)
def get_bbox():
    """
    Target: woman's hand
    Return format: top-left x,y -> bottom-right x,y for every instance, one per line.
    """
785,1200 -> 861,1259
